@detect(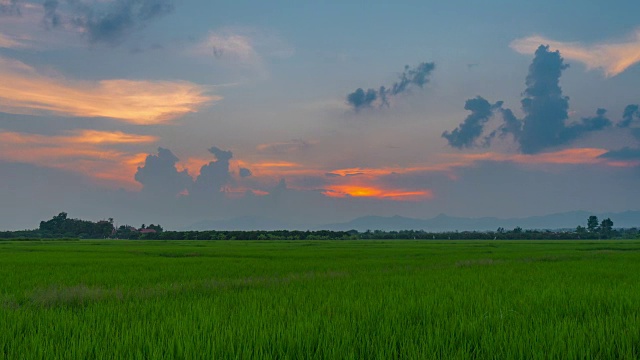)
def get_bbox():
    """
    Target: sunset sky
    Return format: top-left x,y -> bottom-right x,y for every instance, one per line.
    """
1,0 -> 640,230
